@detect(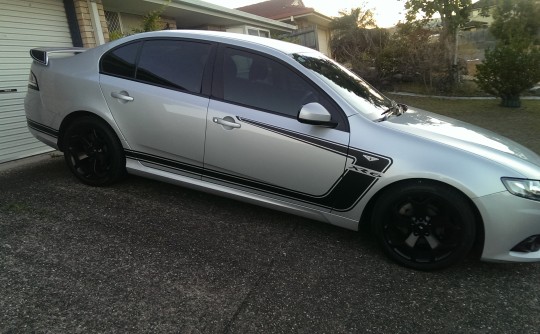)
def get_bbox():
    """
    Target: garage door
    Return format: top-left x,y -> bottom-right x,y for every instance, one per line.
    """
0,0 -> 73,164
